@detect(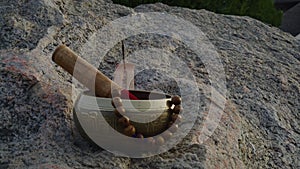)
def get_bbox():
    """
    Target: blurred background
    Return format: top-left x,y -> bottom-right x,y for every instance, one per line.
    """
113,0 -> 300,37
